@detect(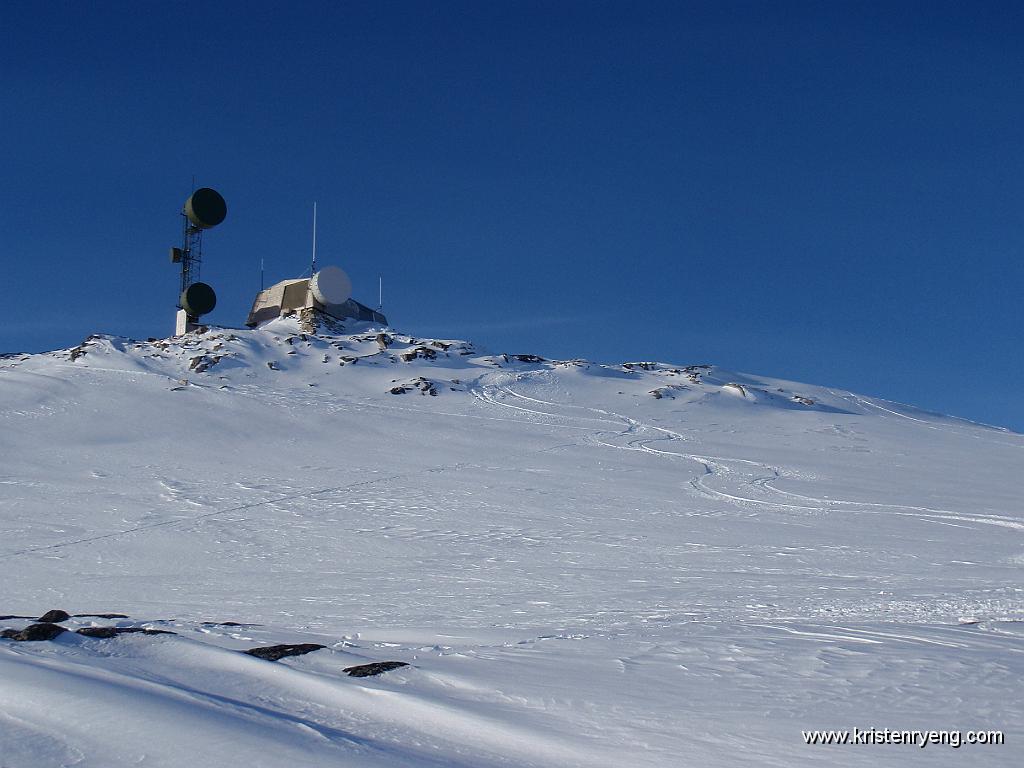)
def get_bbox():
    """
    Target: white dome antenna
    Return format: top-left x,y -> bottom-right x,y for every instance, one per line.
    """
310,265 -> 352,306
